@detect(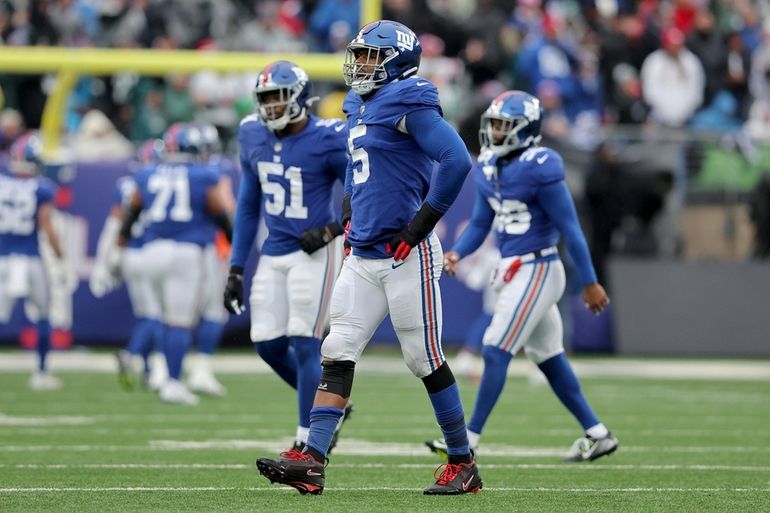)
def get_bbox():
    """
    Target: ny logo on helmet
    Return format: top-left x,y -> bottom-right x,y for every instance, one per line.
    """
396,30 -> 415,51
523,99 -> 541,122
